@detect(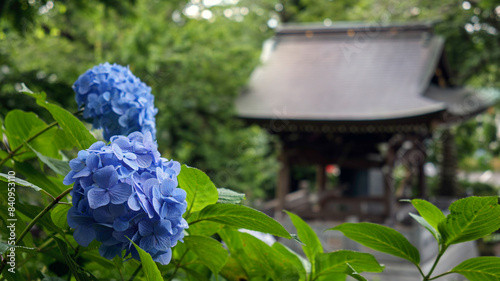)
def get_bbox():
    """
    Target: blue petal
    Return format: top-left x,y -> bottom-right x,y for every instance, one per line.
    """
127,194 -> 141,211
139,235 -> 155,251
87,187 -> 110,209
74,224 -> 96,247
136,154 -> 153,169
86,153 -> 100,171
69,158 -> 85,171
108,183 -> 132,205
160,179 -> 176,196
93,166 -> 118,188
112,143 -> 124,160
113,218 -> 130,232
138,220 -> 154,236
73,167 -> 91,178
153,249 -> 172,265
63,170 -> 77,185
